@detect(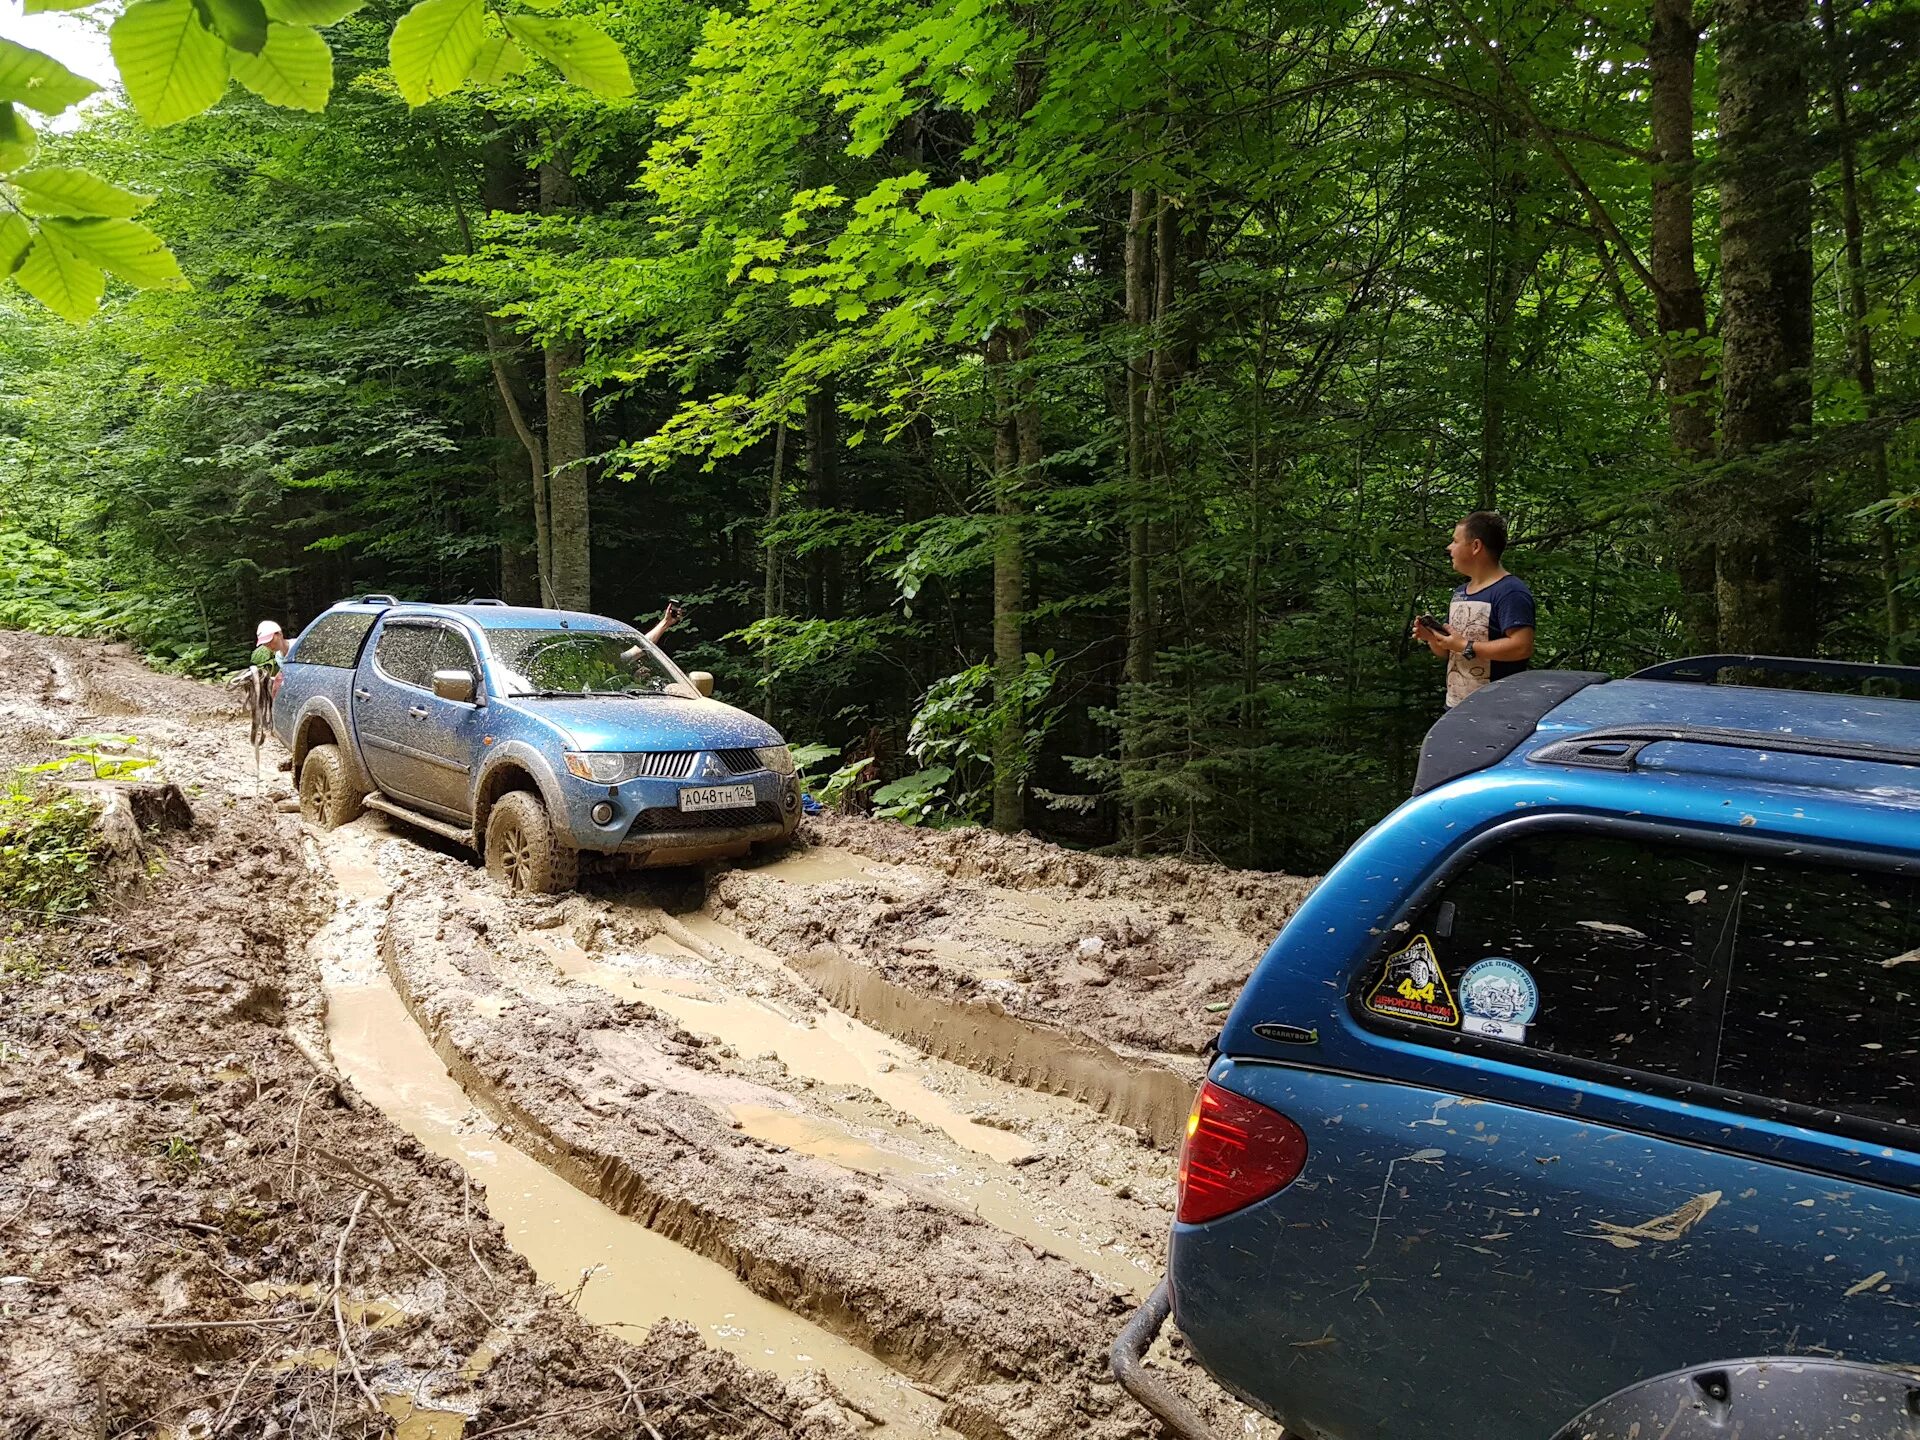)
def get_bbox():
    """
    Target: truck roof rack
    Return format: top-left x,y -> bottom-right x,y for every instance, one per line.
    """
463,597 -> 508,606
1530,724 -> 1920,775
348,593 -> 399,607
1632,654 -> 1920,690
